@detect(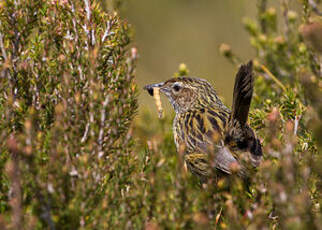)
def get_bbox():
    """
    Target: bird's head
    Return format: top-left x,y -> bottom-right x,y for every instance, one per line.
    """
144,77 -> 219,113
